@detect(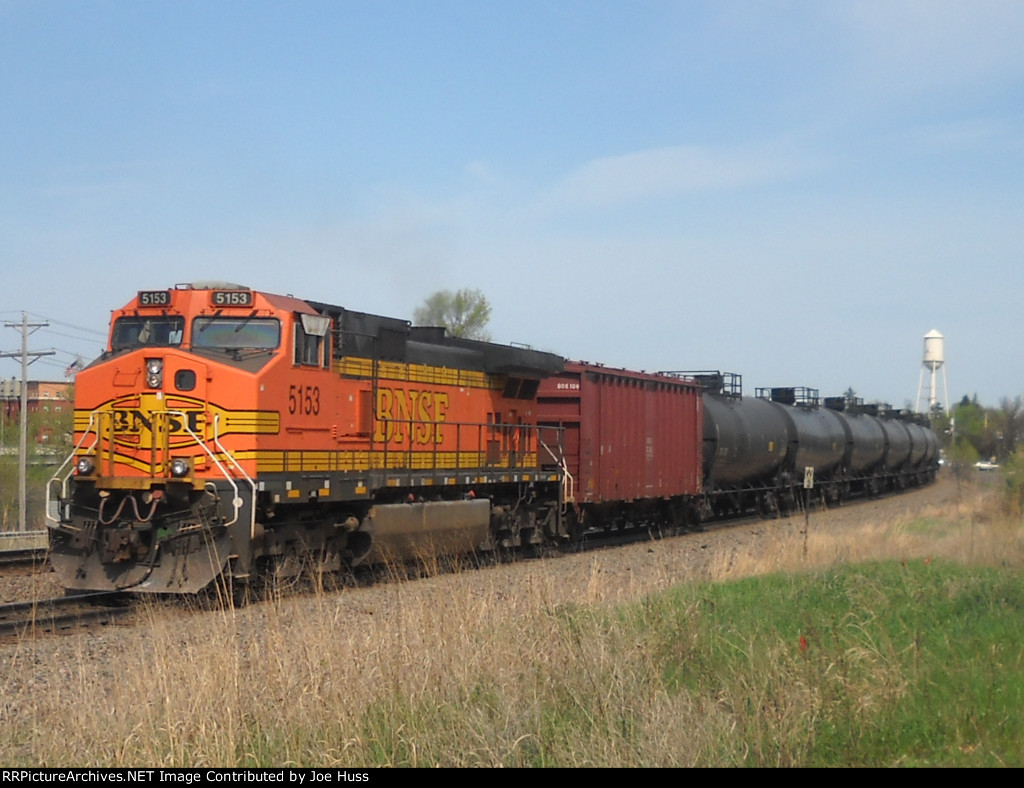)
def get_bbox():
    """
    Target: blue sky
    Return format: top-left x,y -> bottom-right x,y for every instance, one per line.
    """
2,0 -> 1022,409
